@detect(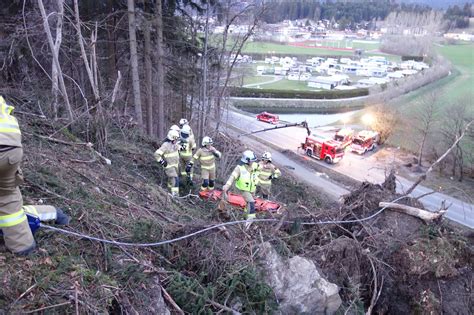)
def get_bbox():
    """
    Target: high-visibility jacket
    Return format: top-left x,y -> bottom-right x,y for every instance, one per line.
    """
192,146 -> 221,170
154,141 -> 179,170
0,96 -> 22,147
225,163 -> 259,193
179,135 -> 196,159
257,161 -> 281,186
